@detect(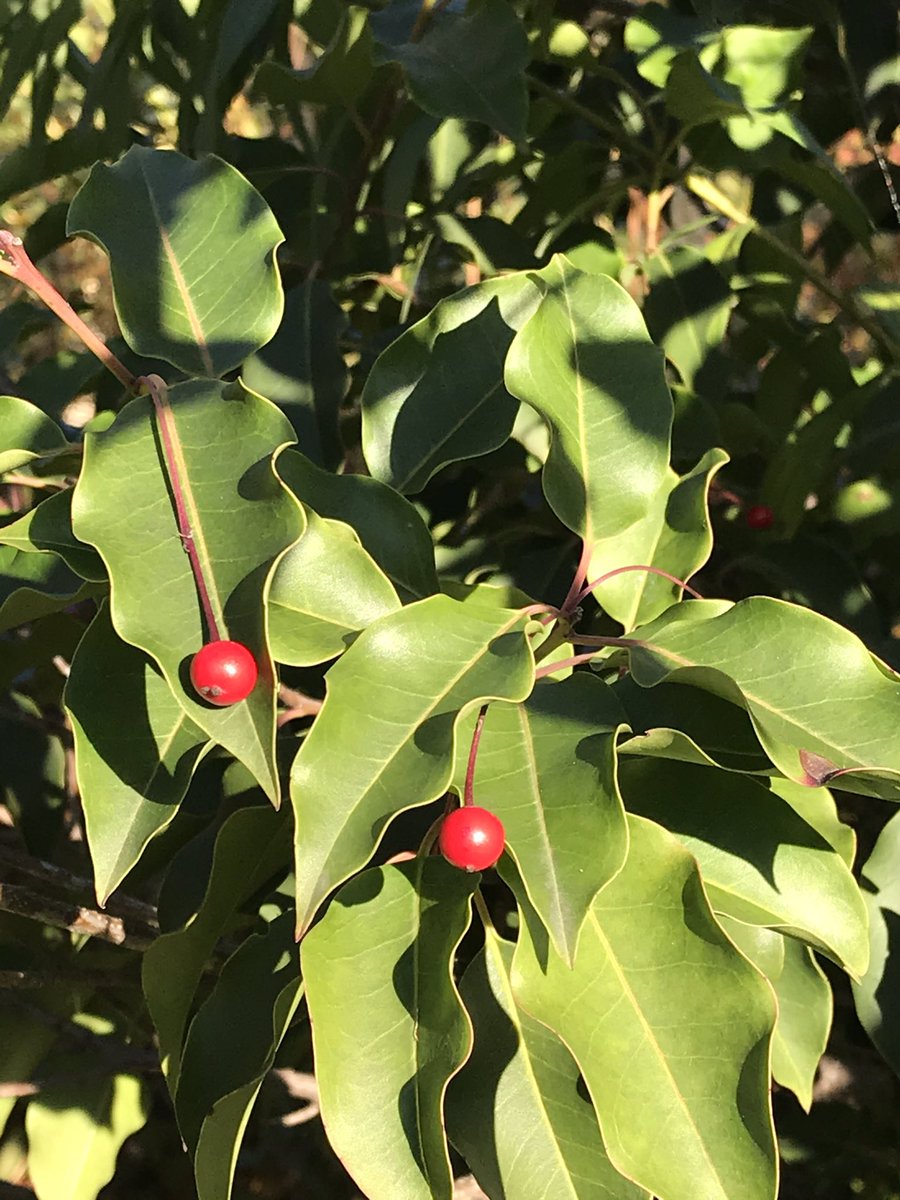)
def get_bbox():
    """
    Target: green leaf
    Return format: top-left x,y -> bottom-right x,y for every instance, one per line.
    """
373,0 -> 530,141
853,810 -> 900,1077
279,448 -> 439,602
628,596 -> 900,801
72,379 -> 304,804
301,858 -> 477,1200
717,917 -> 831,1112
447,930 -> 648,1200
254,5 -> 374,106
142,804 -> 290,1088
453,674 -> 629,965
0,126 -> 132,208
615,676 -> 772,775
0,395 -> 68,473
590,447 -> 728,630
505,256 -> 713,627
506,257 -> 670,546
511,815 -> 777,1200
362,274 -> 540,493
768,775 -> 856,868
624,6 -> 715,88
0,544 -> 97,634
620,758 -> 867,975
772,939 -> 832,1110
175,911 -> 302,1157
0,490 -> 106,581
26,1071 -> 148,1200
268,504 -> 400,666
67,146 -> 284,378
66,604 -> 209,905
290,593 -> 534,934
643,247 -> 733,392
241,280 -> 348,469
